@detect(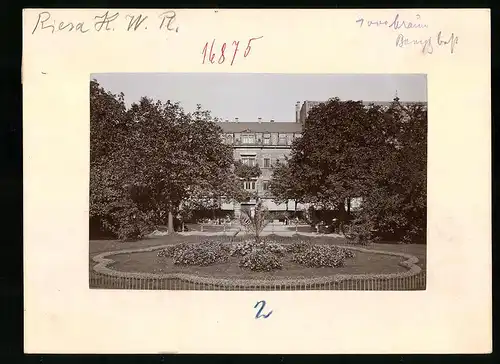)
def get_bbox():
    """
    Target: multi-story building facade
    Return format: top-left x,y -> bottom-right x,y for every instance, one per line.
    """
218,99 -> 426,216
218,116 -> 304,216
